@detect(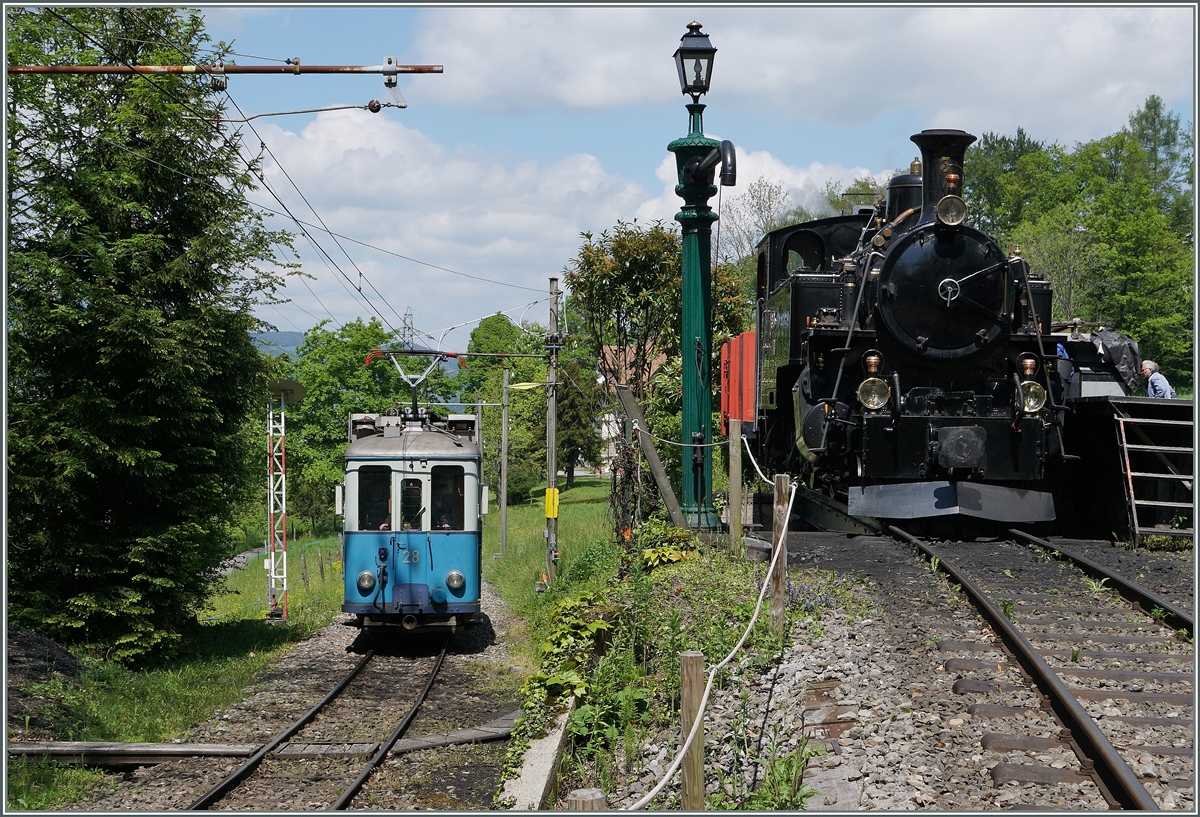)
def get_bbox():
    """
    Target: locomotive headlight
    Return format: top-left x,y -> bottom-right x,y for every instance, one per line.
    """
935,195 -> 968,226
446,570 -> 465,590
1018,354 -> 1039,377
356,570 -> 376,595
1019,381 -> 1048,413
857,378 -> 891,411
